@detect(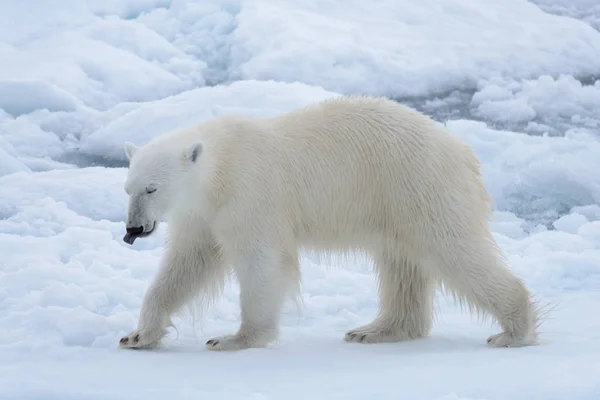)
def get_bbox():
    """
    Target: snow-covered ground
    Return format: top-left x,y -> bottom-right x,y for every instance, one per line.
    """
1,0 -> 600,399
